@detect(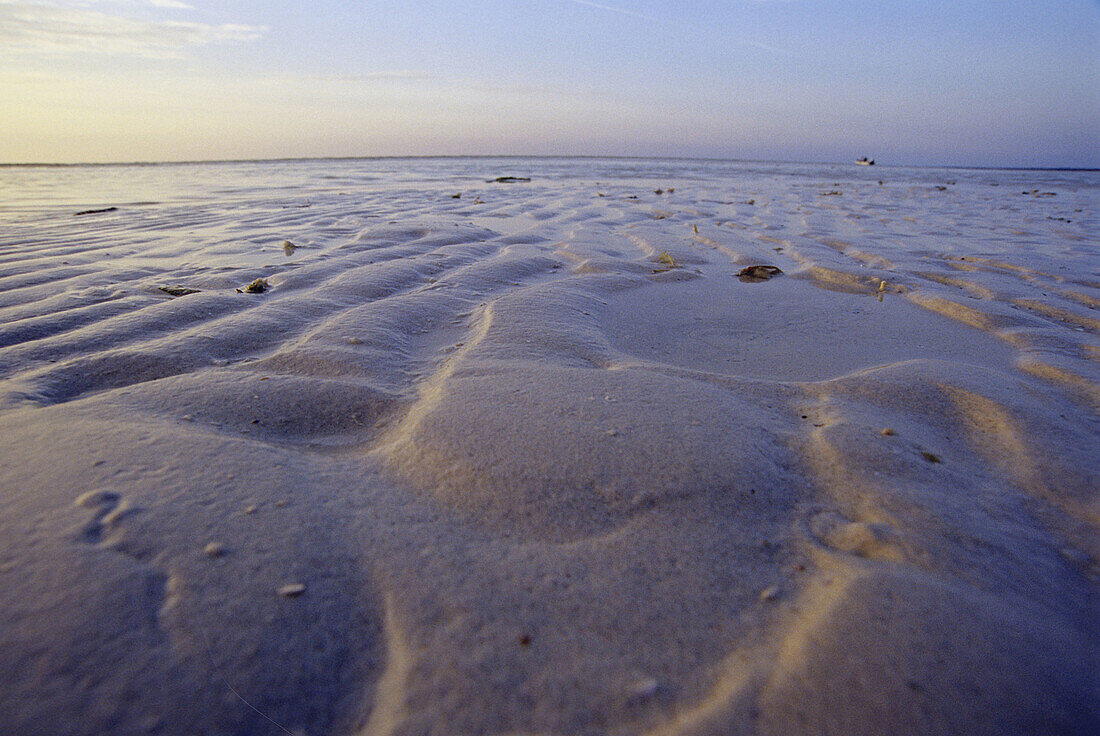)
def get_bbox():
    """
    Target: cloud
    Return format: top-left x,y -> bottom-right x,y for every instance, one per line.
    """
52,1 -> 195,8
557,0 -> 655,21
310,70 -> 600,102
552,0 -> 785,53
321,71 -> 438,83
0,1 -> 265,56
